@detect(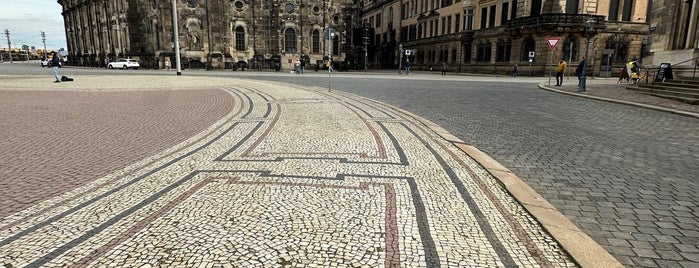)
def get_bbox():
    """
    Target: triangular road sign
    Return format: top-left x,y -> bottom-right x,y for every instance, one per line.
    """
546,38 -> 560,50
